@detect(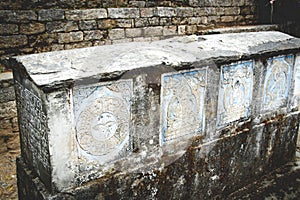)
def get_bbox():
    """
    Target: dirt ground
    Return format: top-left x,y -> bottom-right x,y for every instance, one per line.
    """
0,148 -> 20,200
